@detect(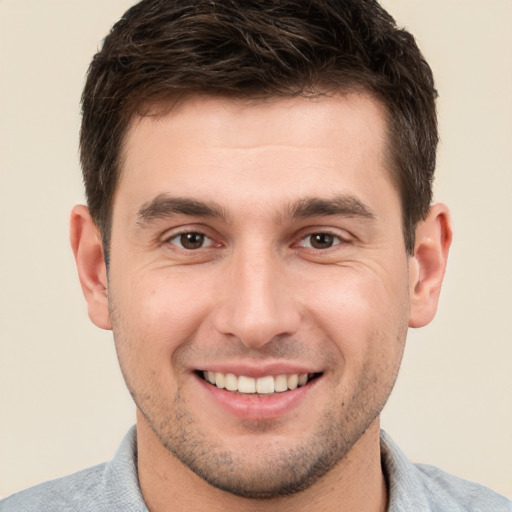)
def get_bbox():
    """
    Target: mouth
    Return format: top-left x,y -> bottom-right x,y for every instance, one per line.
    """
197,370 -> 322,396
